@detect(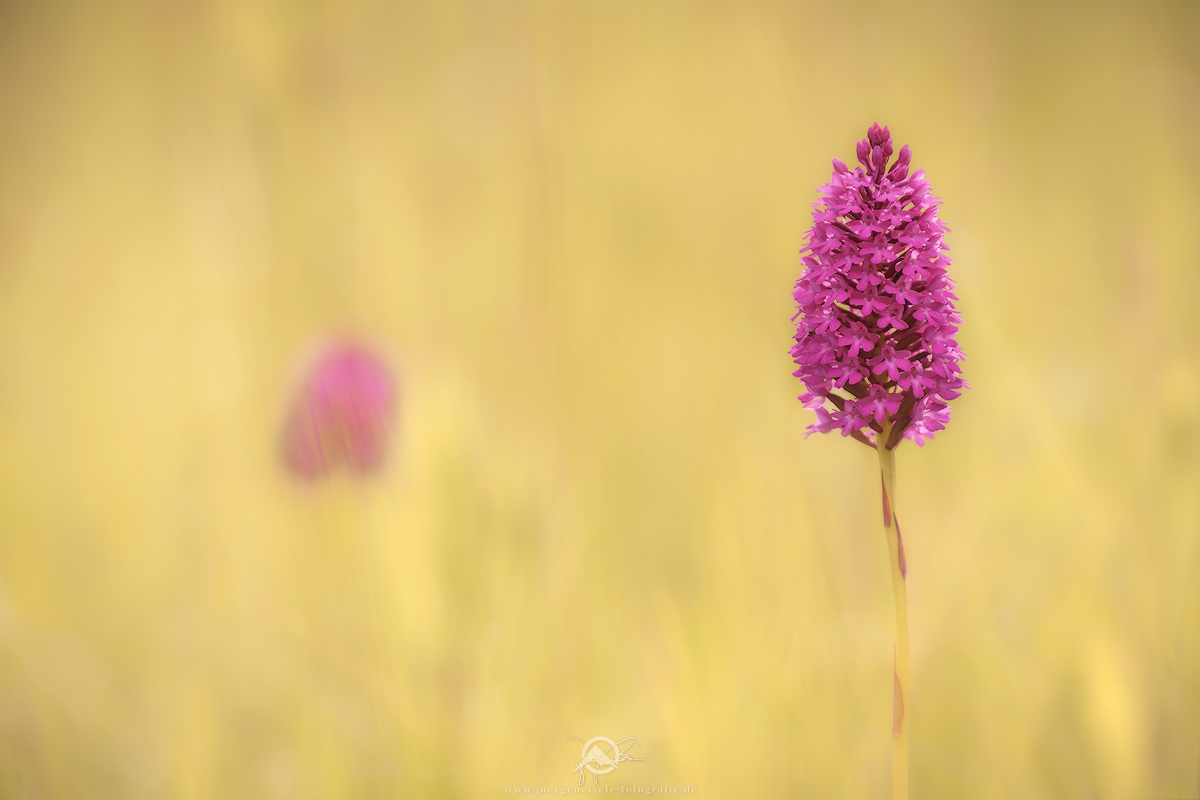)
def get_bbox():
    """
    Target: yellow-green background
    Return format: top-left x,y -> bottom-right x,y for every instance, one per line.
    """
0,1 -> 1197,797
